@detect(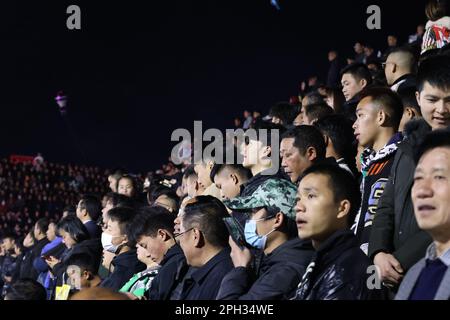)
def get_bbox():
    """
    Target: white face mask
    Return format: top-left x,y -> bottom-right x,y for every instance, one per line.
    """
101,232 -> 123,254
